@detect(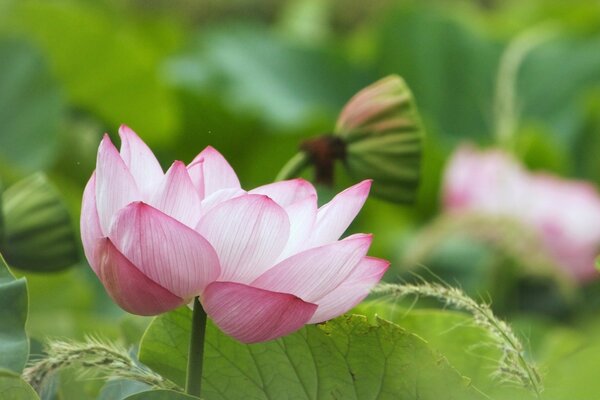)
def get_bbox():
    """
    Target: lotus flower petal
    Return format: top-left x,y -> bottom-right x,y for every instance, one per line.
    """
309,180 -> 371,247
249,178 -> 316,207
95,134 -> 141,234
309,256 -> 389,323
118,125 -> 164,198
149,161 -> 202,227
187,159 -> 205,199
200,187 -> 246,216
202,281 -> 317,343
109,202 -> 220,298
252,234 -> 372,302
443,146 -> 528,214
81,172 -> 103,272
197,194 -> 290,283
96,238 -> 184,315
277,195 -> 317,260
190,146 -> 240,197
